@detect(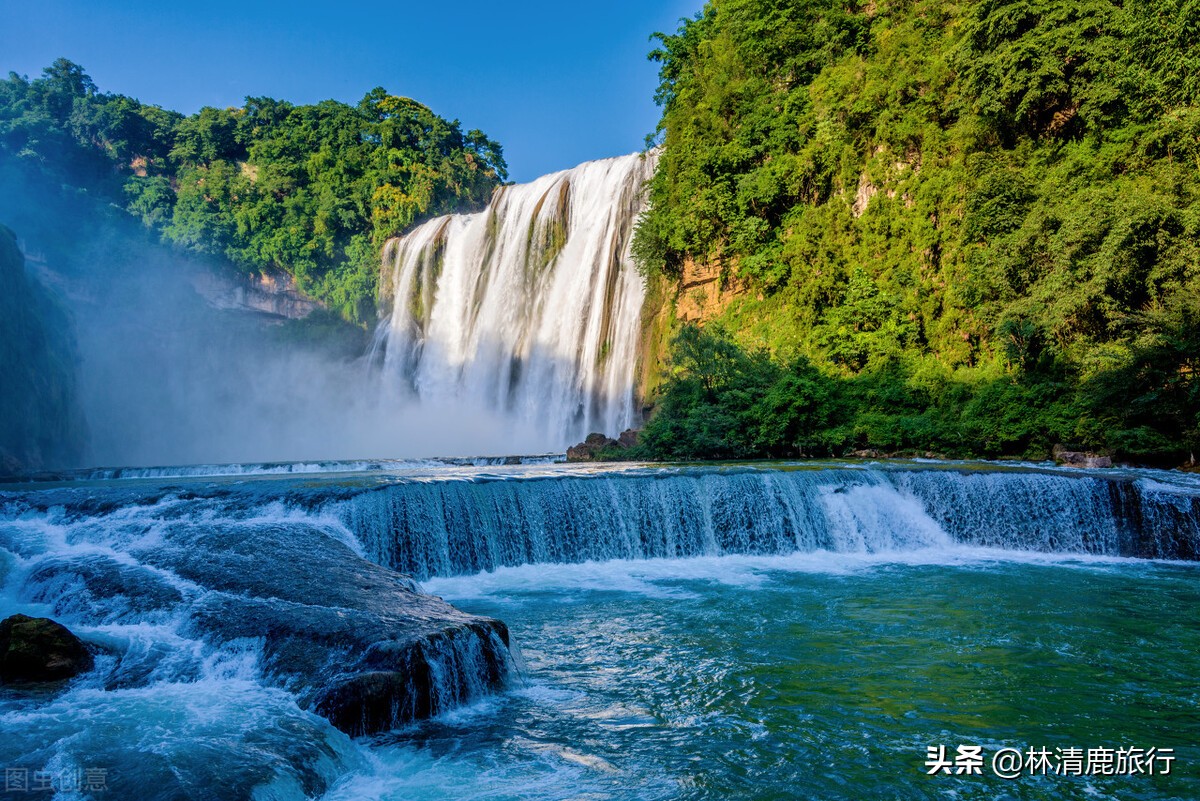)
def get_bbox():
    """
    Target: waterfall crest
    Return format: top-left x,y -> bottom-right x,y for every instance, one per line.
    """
334,466 -> 1200,579
376,152 -> 657,450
